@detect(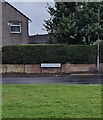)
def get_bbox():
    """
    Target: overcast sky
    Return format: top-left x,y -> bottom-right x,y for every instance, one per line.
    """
6,1 -> 54,35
